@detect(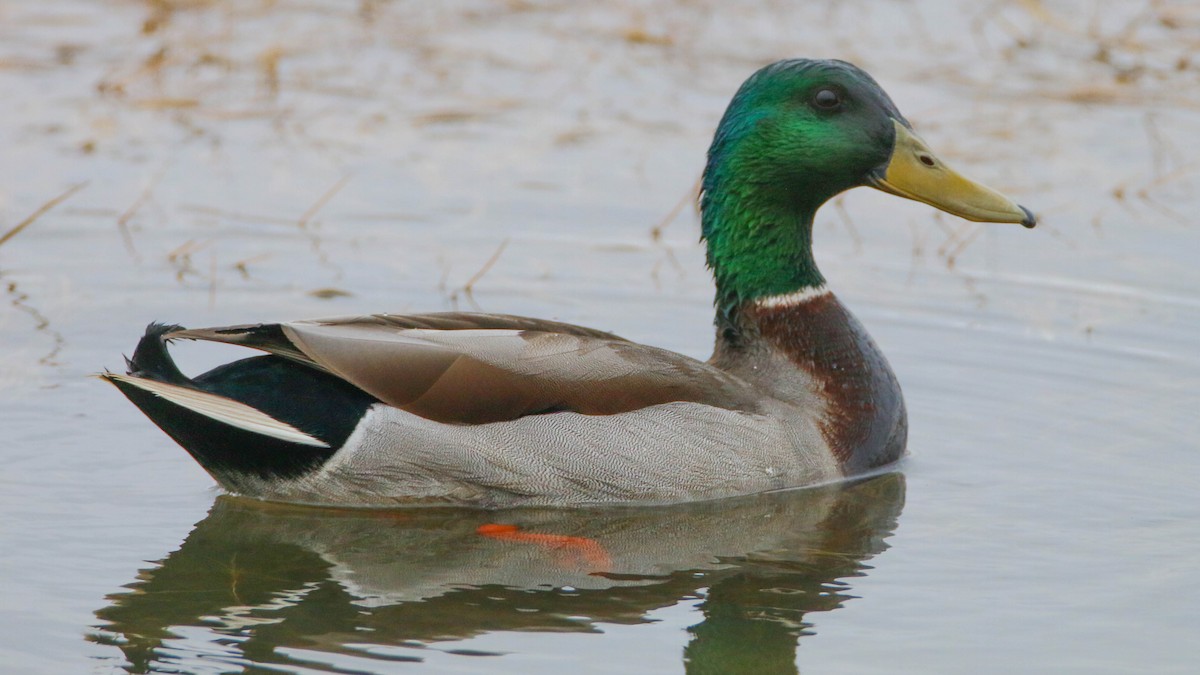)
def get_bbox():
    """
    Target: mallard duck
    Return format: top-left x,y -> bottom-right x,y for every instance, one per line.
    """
105,59 -> 1034,507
